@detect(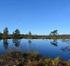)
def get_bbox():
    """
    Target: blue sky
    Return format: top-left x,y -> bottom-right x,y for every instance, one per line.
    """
0,0 -> 70,35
